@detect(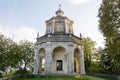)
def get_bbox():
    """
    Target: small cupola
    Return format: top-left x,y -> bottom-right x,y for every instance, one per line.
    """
45,4 -> 74,35
55,4 -> 64,16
